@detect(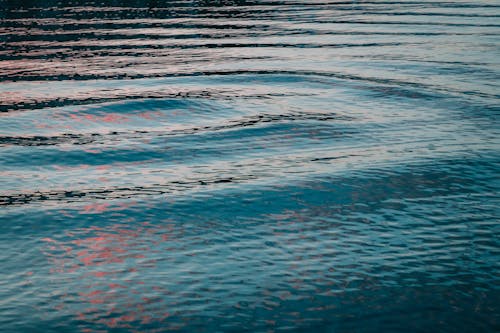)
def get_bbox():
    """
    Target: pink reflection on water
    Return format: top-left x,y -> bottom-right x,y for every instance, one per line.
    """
41,217 -> 181,331
81,203 -> 110,214
53,164 -> 90,171
69,113 -> 129,124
